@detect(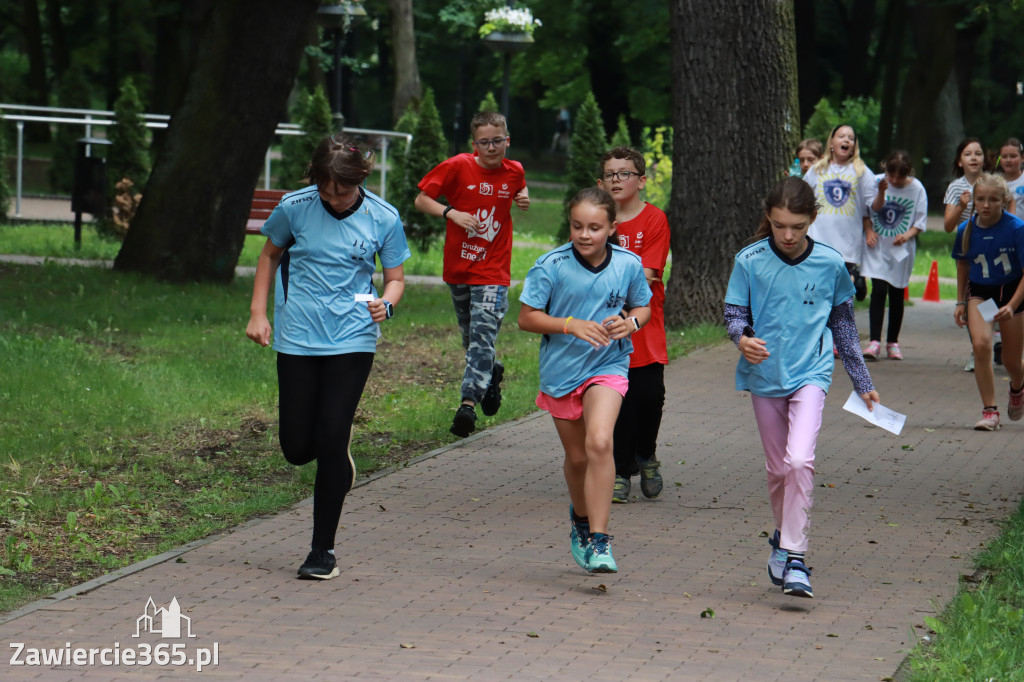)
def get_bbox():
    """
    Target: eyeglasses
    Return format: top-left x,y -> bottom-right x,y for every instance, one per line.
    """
474,137 -> 508,149
602,170 -> 639,182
